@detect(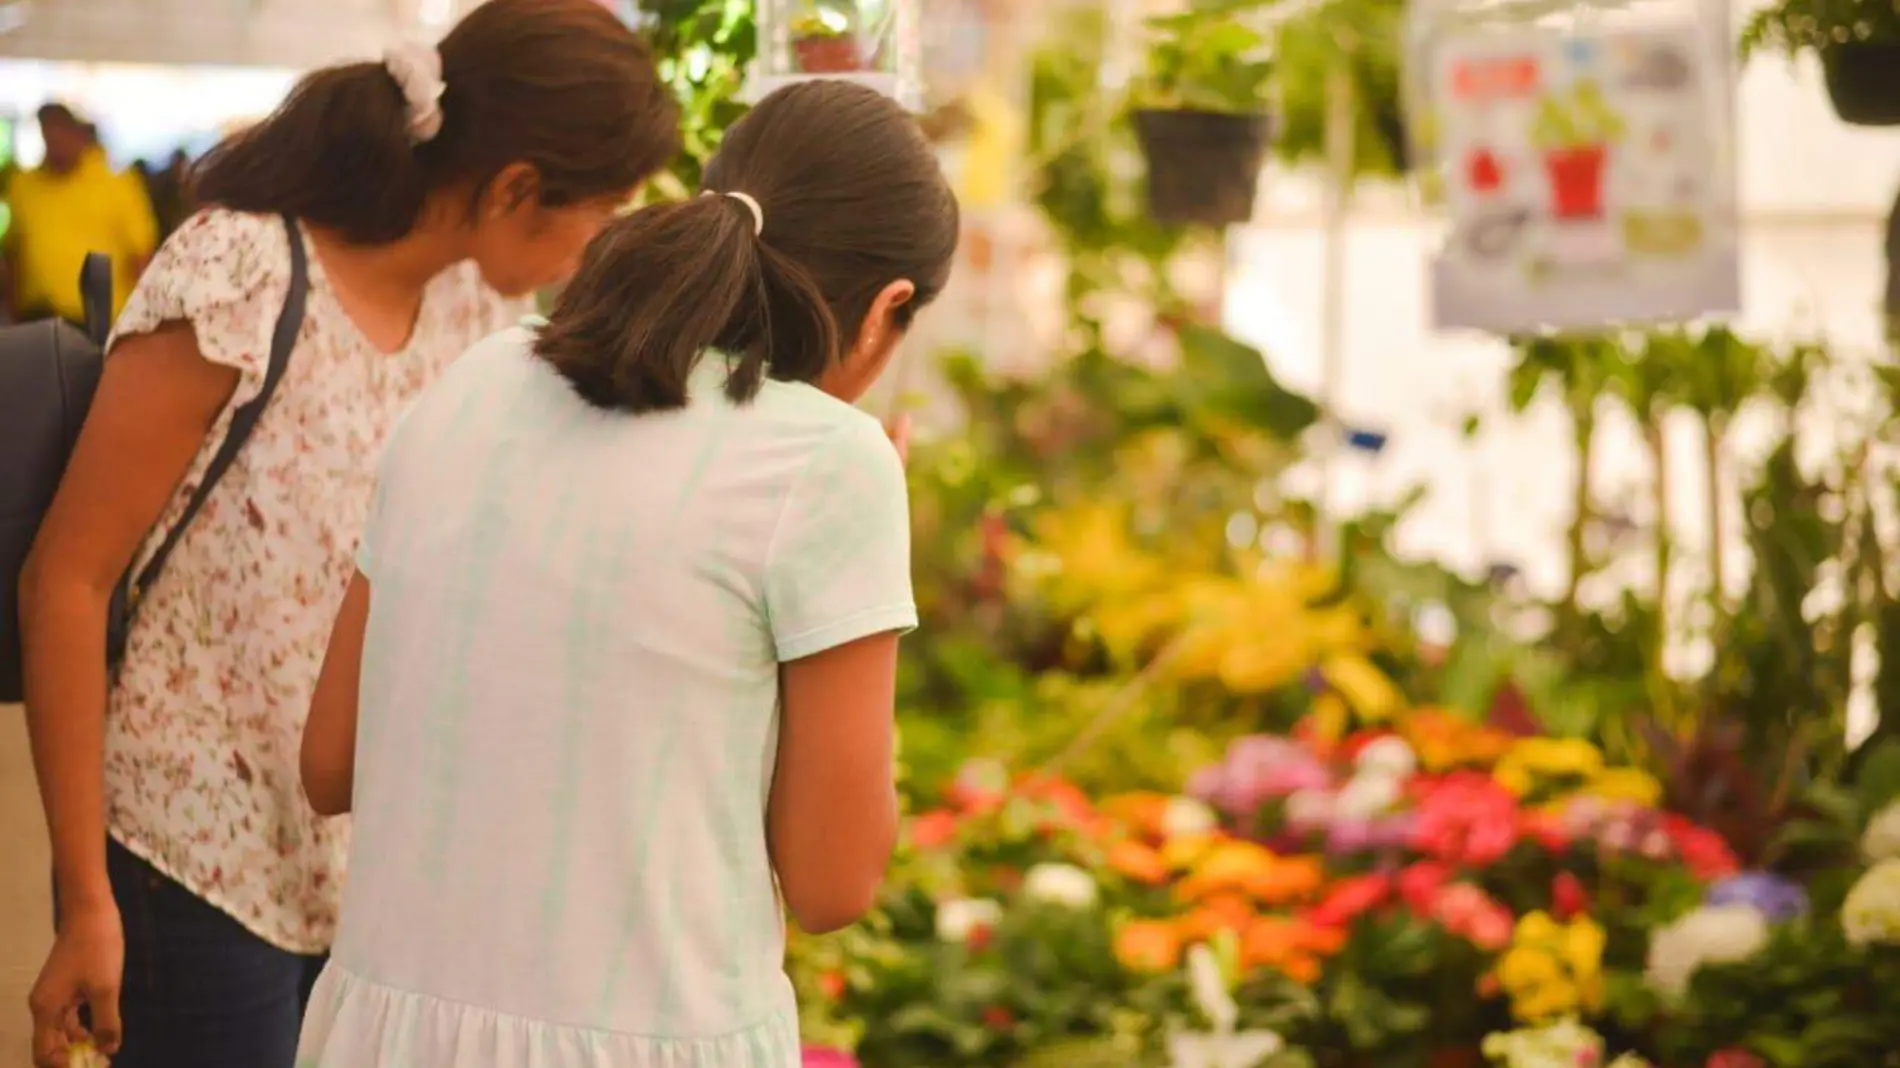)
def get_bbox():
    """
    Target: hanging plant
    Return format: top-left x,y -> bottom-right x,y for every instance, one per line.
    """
1742,0 -> 1900,126
1271,0 -> 1411,178
1127,9 -> 1276,227
790,2 -> 867,74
